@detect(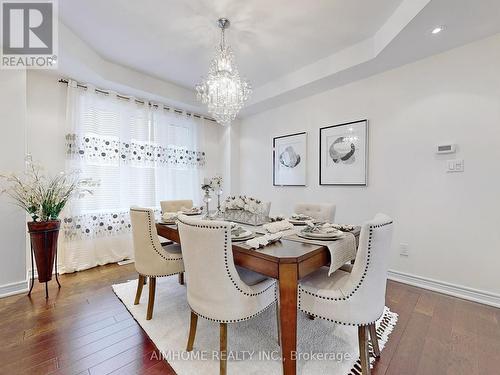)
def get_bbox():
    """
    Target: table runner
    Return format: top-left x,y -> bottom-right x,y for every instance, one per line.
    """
284,232 -> 357,275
